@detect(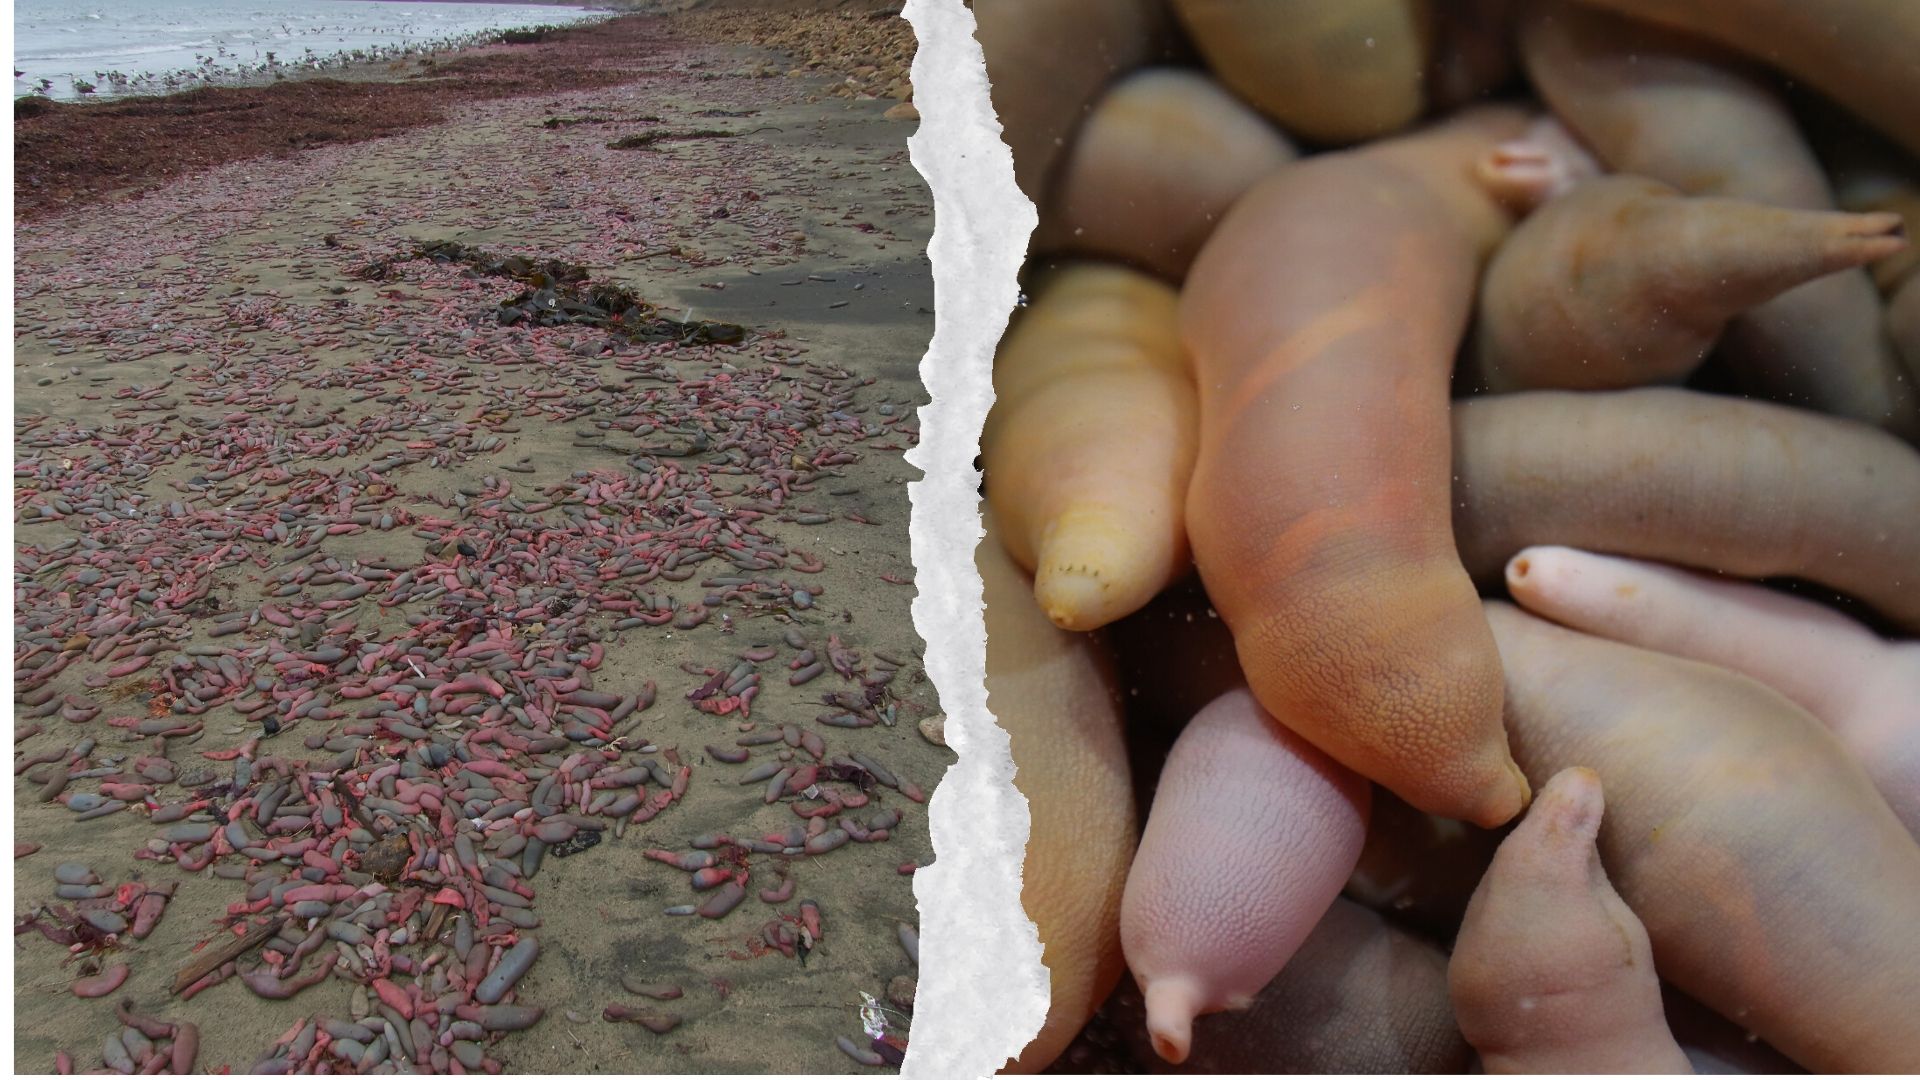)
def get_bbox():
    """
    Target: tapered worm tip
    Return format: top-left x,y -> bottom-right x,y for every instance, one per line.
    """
1142,977 -> 1200,1065
1034,557 -> 1117,632
1149,1029 -> 1190,1066
1538,766 -> 1604,839
1859,211 -> 1907,238
1488,145 -> 1551,170
1474,759 -> 1534,828
1840,212 -> 1910,260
